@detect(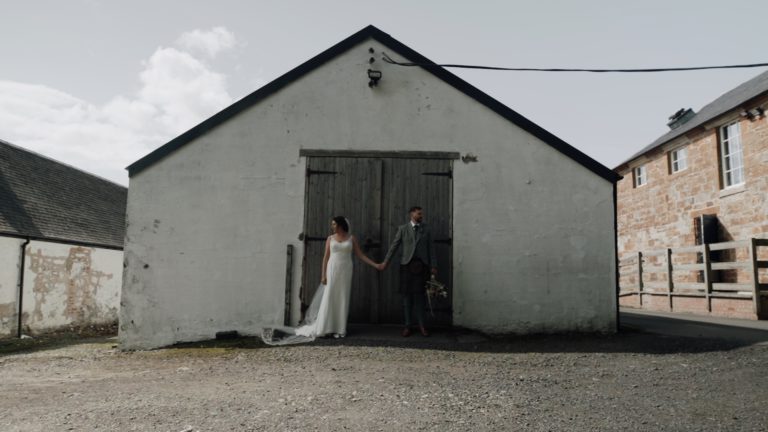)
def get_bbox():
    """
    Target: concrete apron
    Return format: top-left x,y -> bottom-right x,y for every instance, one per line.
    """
330,324 -> 489,345
620,307 -> 768,345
